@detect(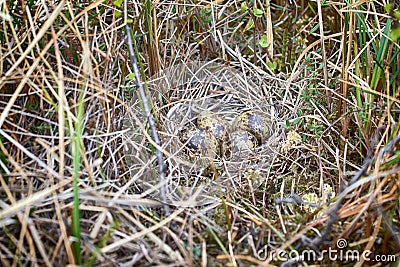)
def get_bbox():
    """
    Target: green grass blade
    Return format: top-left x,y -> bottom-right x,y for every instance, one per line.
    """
70,85 -> 85,264
370,19 -> 392,91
